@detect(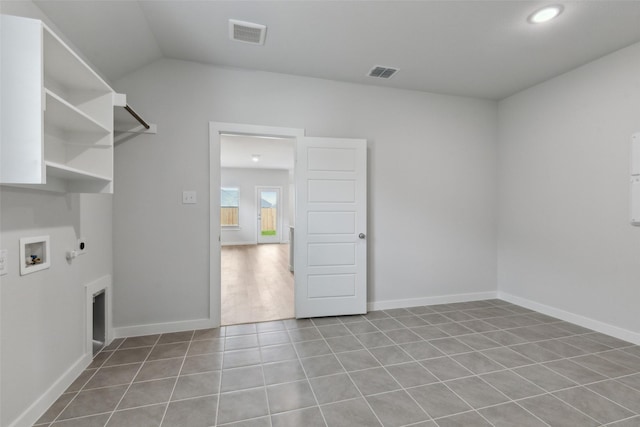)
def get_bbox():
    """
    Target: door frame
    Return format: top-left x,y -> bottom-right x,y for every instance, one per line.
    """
256,186 -> 283,244
209,122 -> 305,327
